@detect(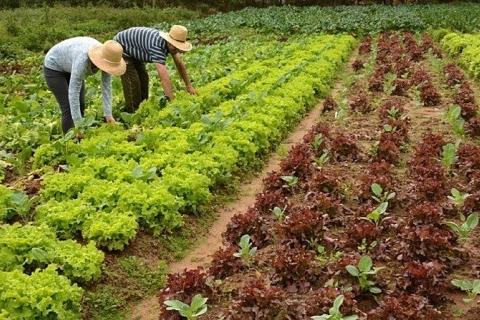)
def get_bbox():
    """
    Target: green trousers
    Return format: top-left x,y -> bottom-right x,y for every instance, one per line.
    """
121,57 -> 149,113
